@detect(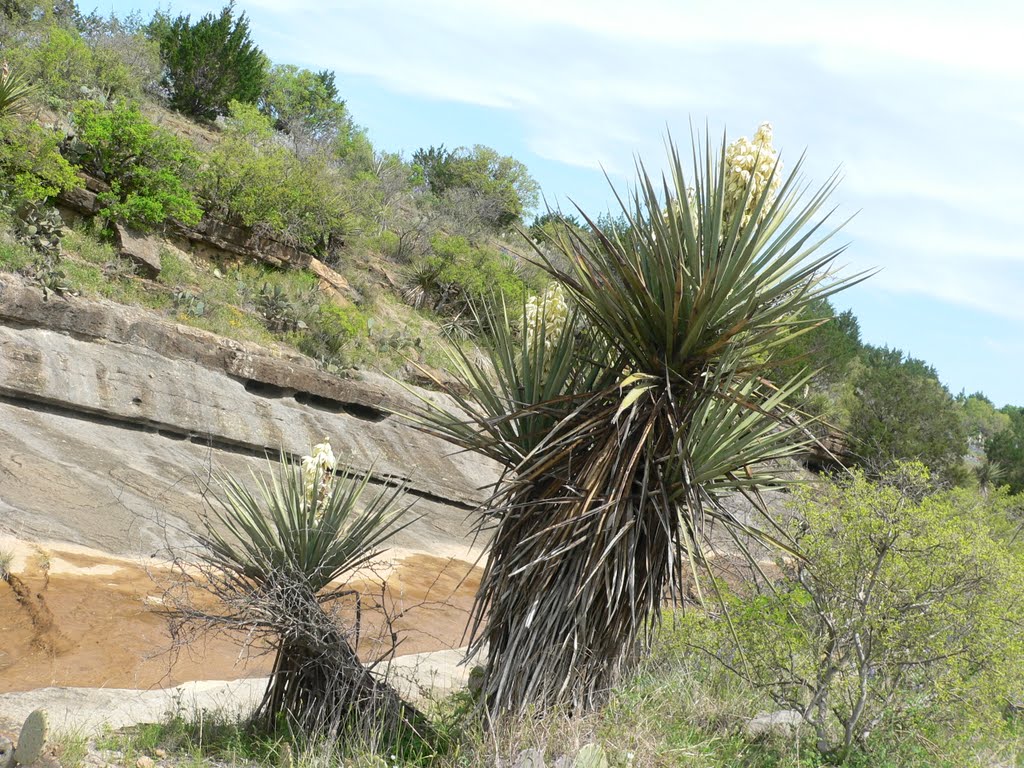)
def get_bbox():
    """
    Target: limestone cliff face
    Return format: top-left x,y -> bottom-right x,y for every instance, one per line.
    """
0,275 -> 498,556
